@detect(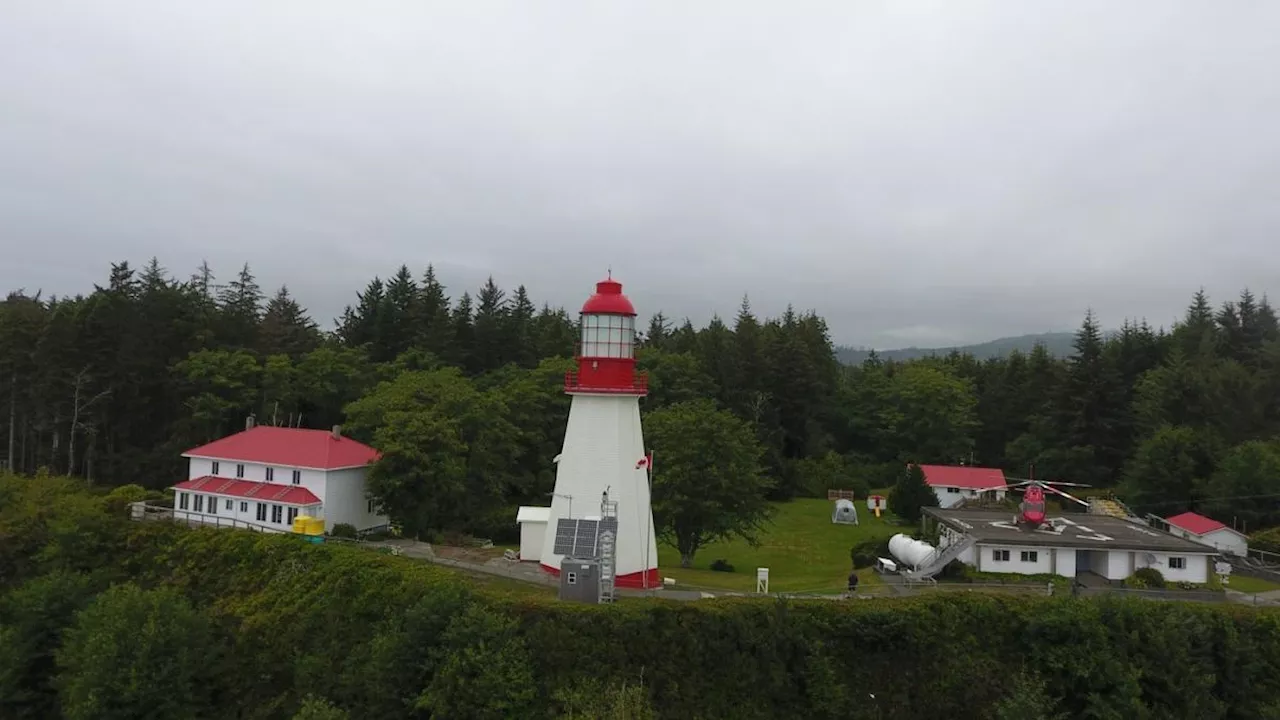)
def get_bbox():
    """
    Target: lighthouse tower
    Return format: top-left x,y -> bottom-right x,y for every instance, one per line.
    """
538,275 -> 659,588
